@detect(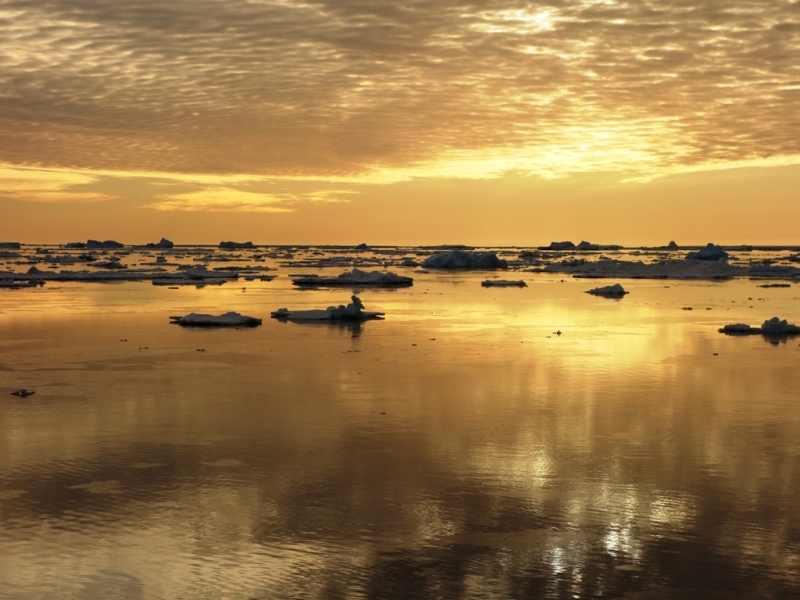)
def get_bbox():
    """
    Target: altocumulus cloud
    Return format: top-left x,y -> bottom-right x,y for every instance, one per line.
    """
1,0 -> 800,208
